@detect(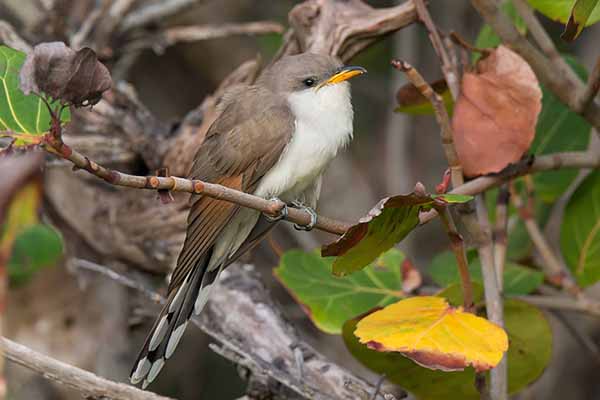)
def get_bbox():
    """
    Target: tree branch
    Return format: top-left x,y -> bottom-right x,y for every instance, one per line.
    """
41,133 -> 351,236
469,0 -> 600,134
1,337 -> 173,400
75,259 -> 395,400
125,22 -> 284,54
